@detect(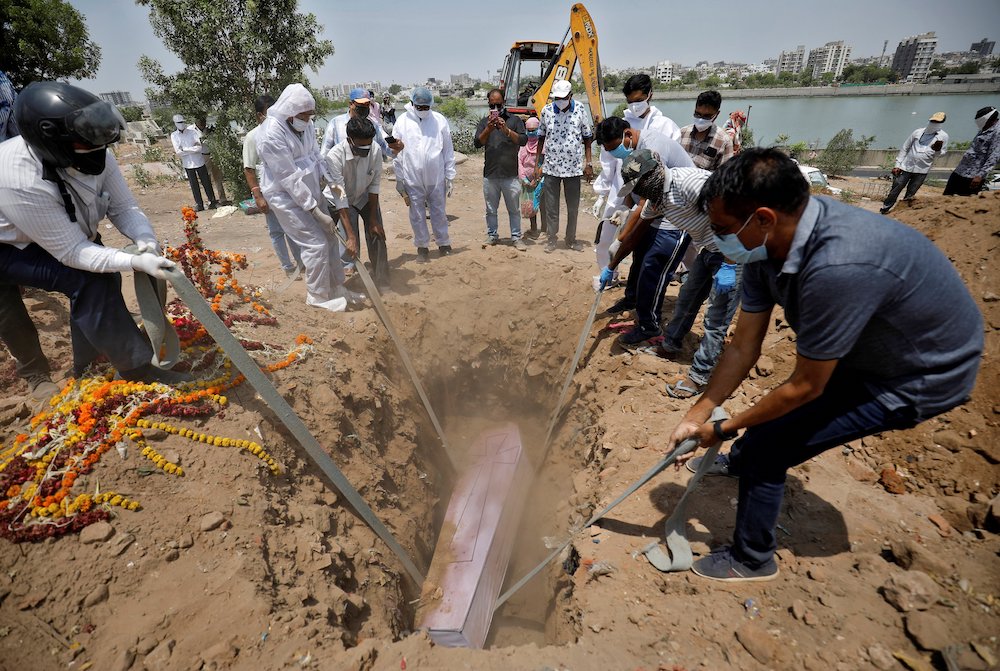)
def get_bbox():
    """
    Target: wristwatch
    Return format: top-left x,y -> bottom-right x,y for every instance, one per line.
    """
713,419 -> 738,441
